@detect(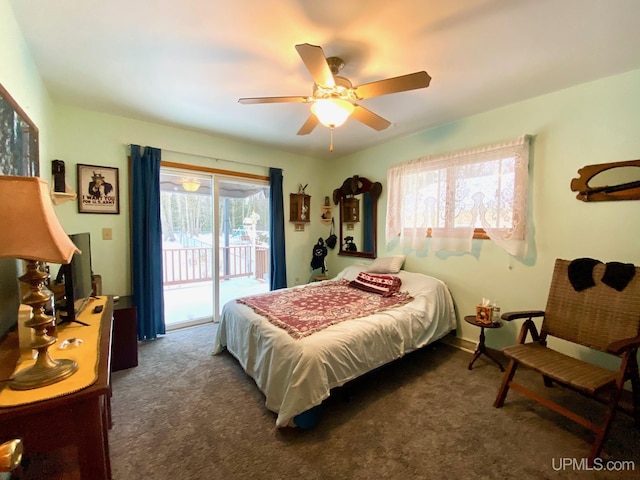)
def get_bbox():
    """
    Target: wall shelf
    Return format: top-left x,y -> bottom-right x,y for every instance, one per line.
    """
50,181 -> 77,205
